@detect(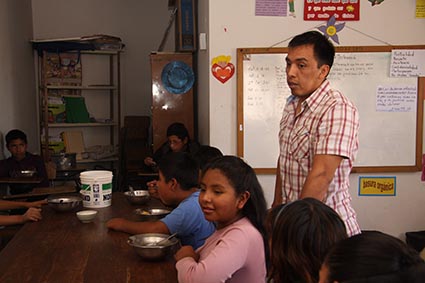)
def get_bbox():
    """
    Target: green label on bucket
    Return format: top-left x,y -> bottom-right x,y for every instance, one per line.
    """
81,184 -> 90,191
102,183 -> 112,191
